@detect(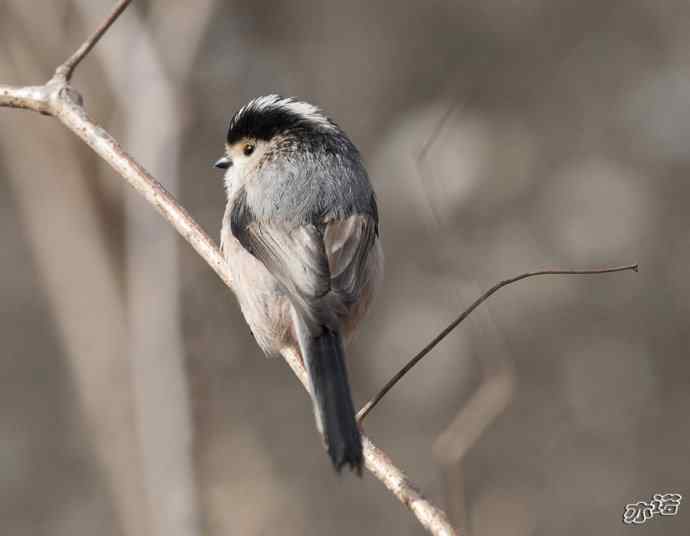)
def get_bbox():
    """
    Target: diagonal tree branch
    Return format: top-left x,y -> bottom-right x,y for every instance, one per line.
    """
0,3 -> 457,535
357,263 -> 638,422
279,344 -> 457,535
